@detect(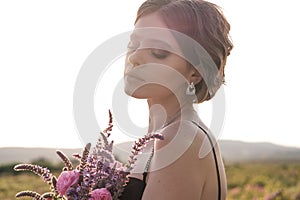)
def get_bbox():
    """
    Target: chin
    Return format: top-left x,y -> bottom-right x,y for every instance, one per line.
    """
124,86 -> 149,99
